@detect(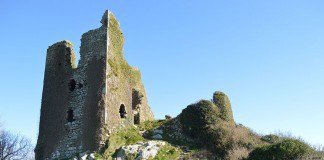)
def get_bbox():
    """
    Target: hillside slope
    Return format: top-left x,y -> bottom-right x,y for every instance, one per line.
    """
81,91 -> 322,160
